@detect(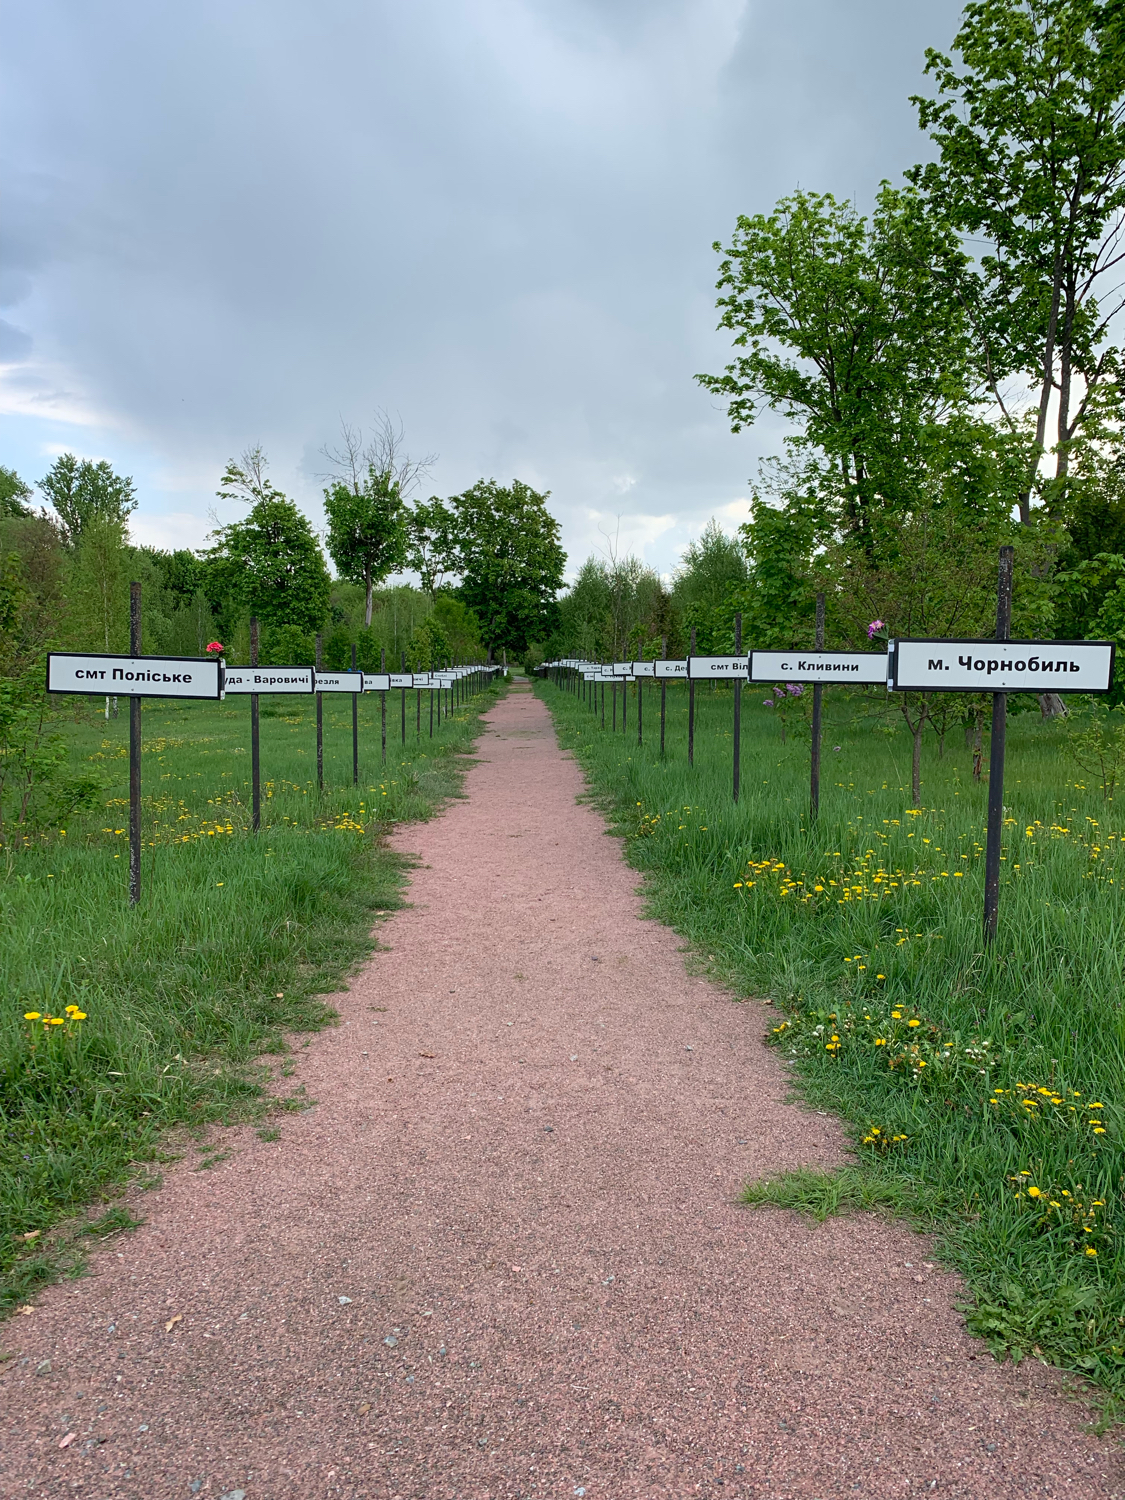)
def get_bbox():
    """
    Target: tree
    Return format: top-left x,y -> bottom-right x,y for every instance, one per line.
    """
323,478 -> 407,628
696,185 -> 981,546
321,416 -> 434,625
38,453 -> 137,542
671,518 -> 748,612
208,454 -> 330,633
0,466 -> 33,518
441,480 -> 566,657
406,497 -> 457,594
912,0 -> 1125,518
